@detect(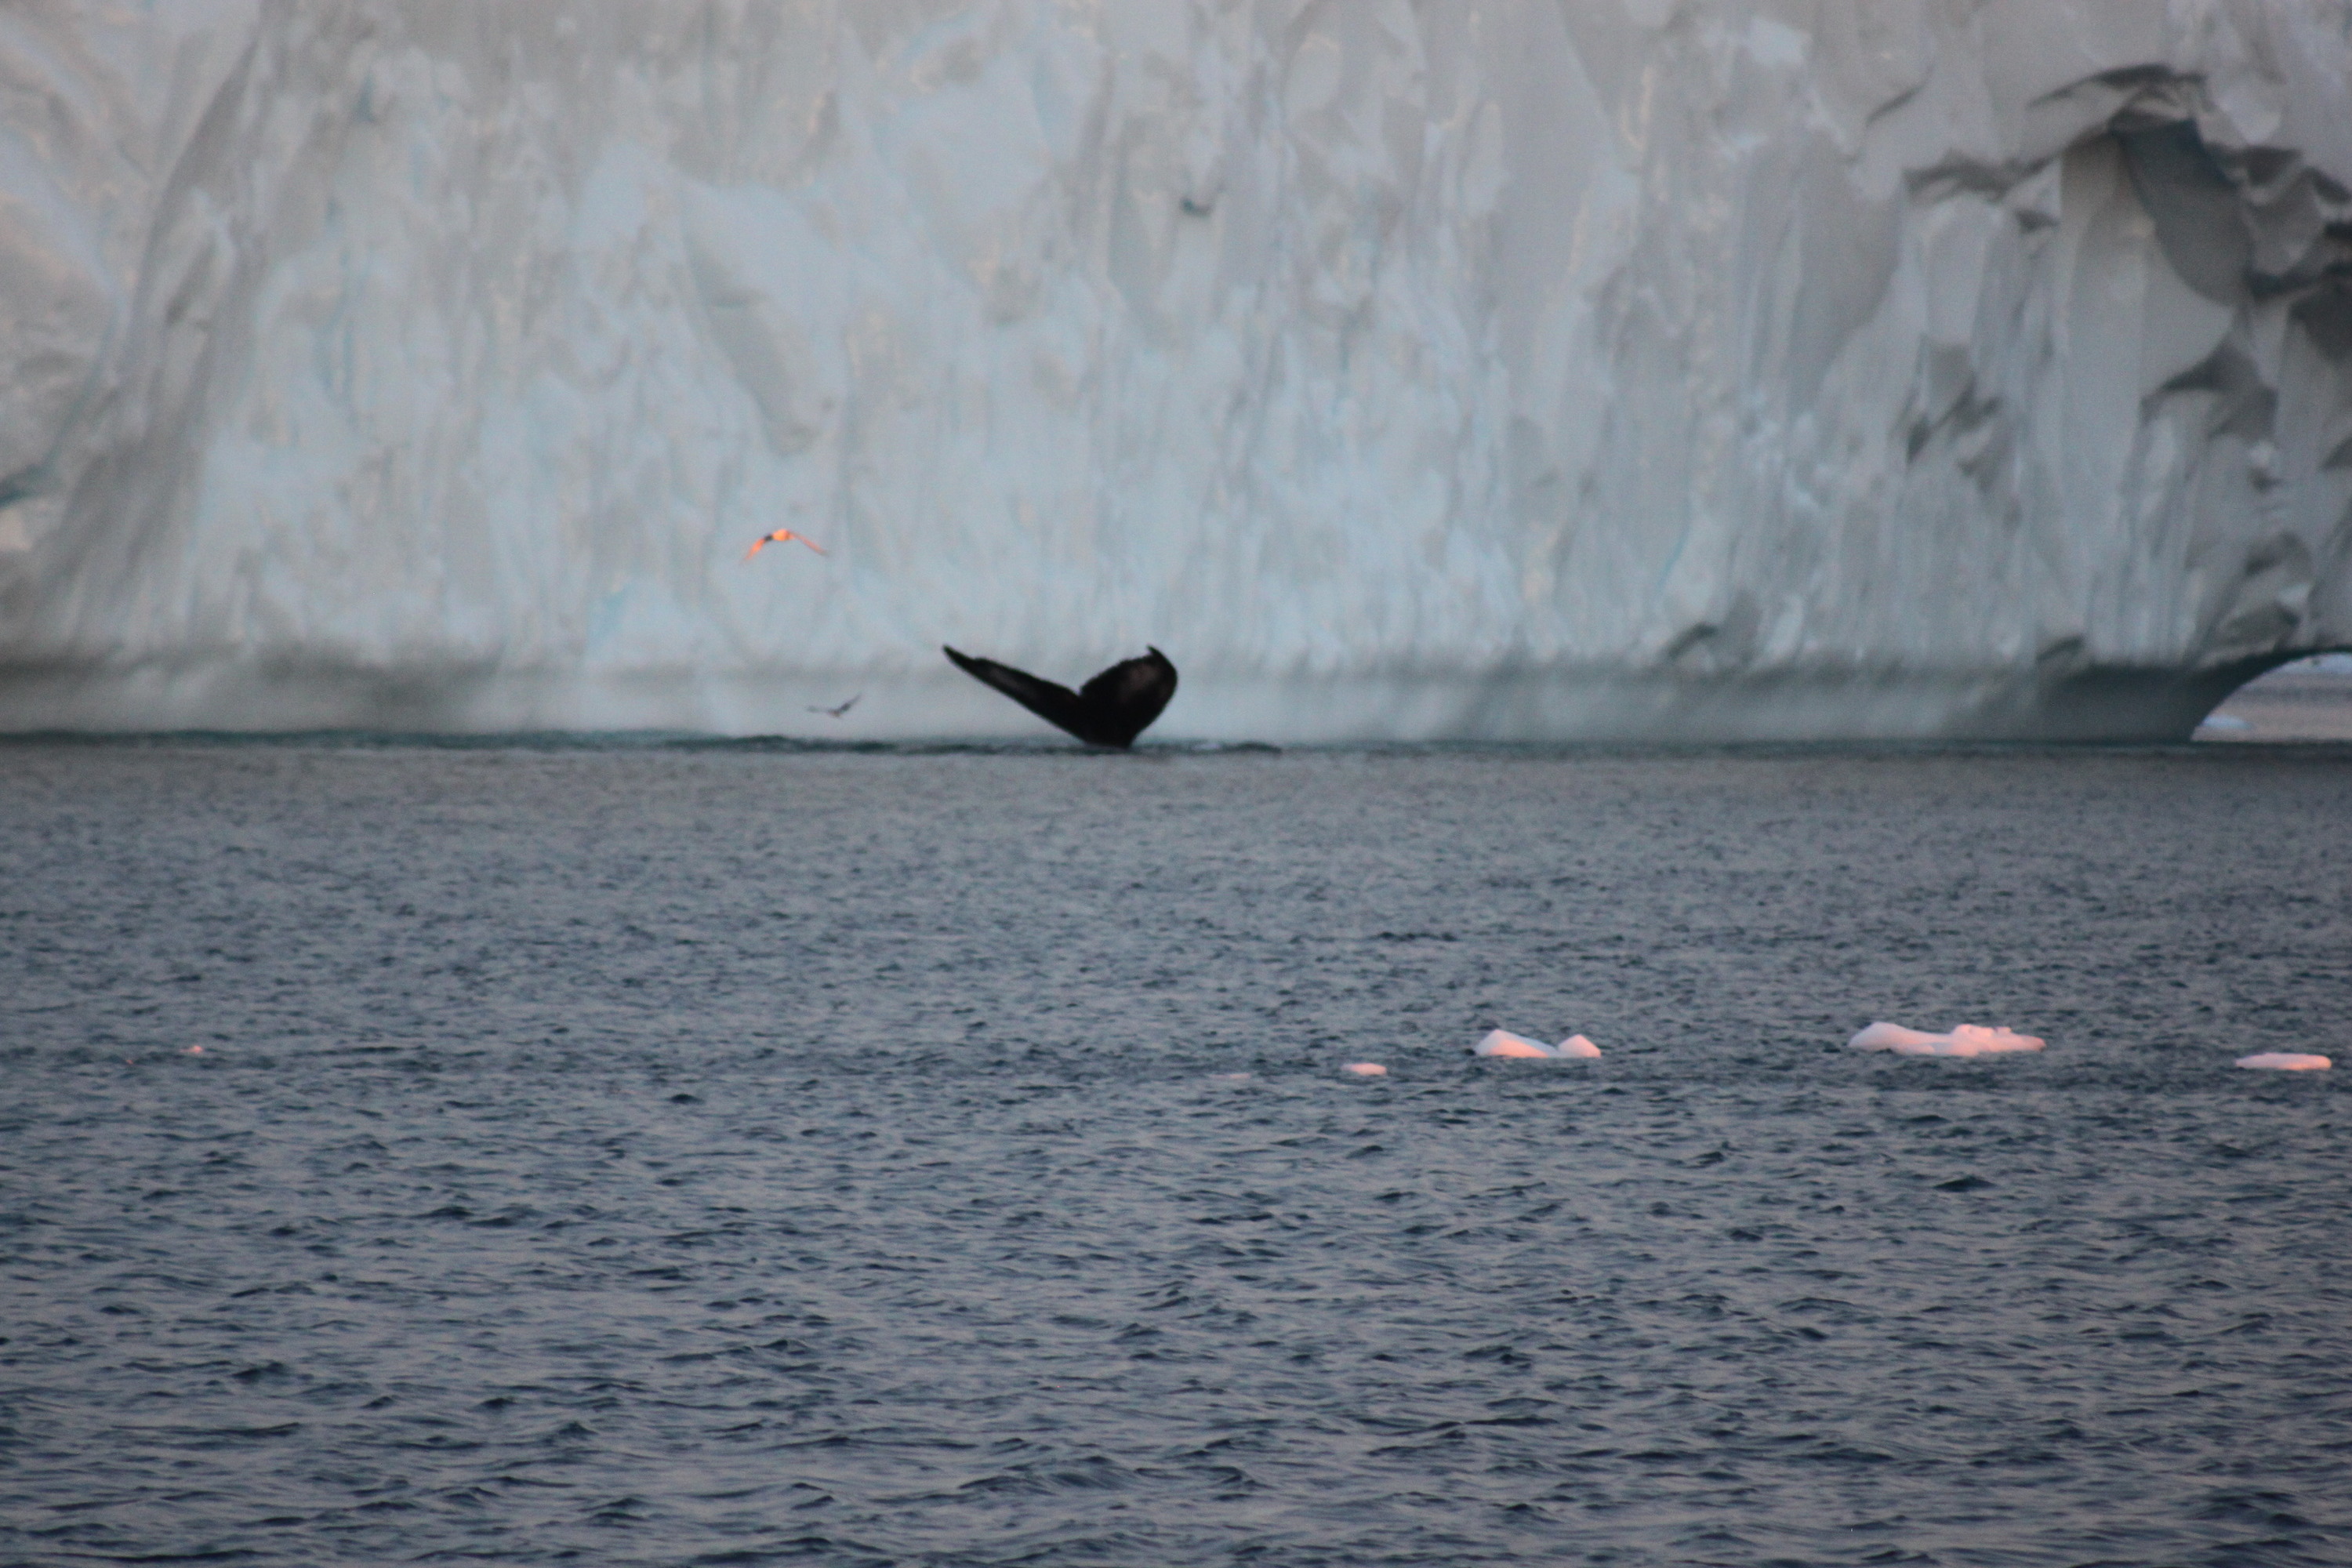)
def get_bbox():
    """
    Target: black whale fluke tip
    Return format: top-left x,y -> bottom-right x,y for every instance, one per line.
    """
945,644 -> 1177,748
